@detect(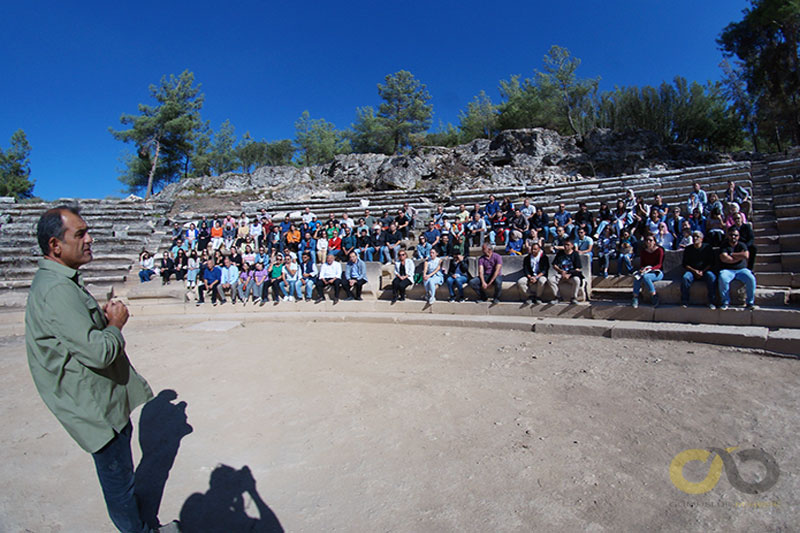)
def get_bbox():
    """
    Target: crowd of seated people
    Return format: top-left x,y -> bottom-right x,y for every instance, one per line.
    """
135,177 -> 755,308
